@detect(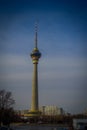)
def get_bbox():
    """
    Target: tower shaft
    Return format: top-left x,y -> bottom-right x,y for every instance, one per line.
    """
31,63 -> 38,111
